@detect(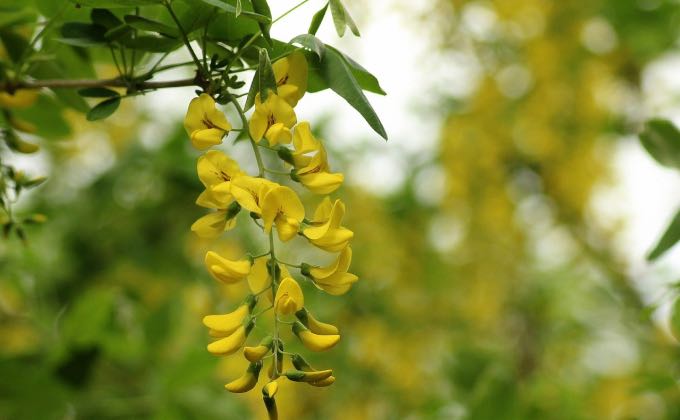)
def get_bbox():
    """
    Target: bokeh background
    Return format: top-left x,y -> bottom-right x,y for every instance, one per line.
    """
2,0 -> 680,418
